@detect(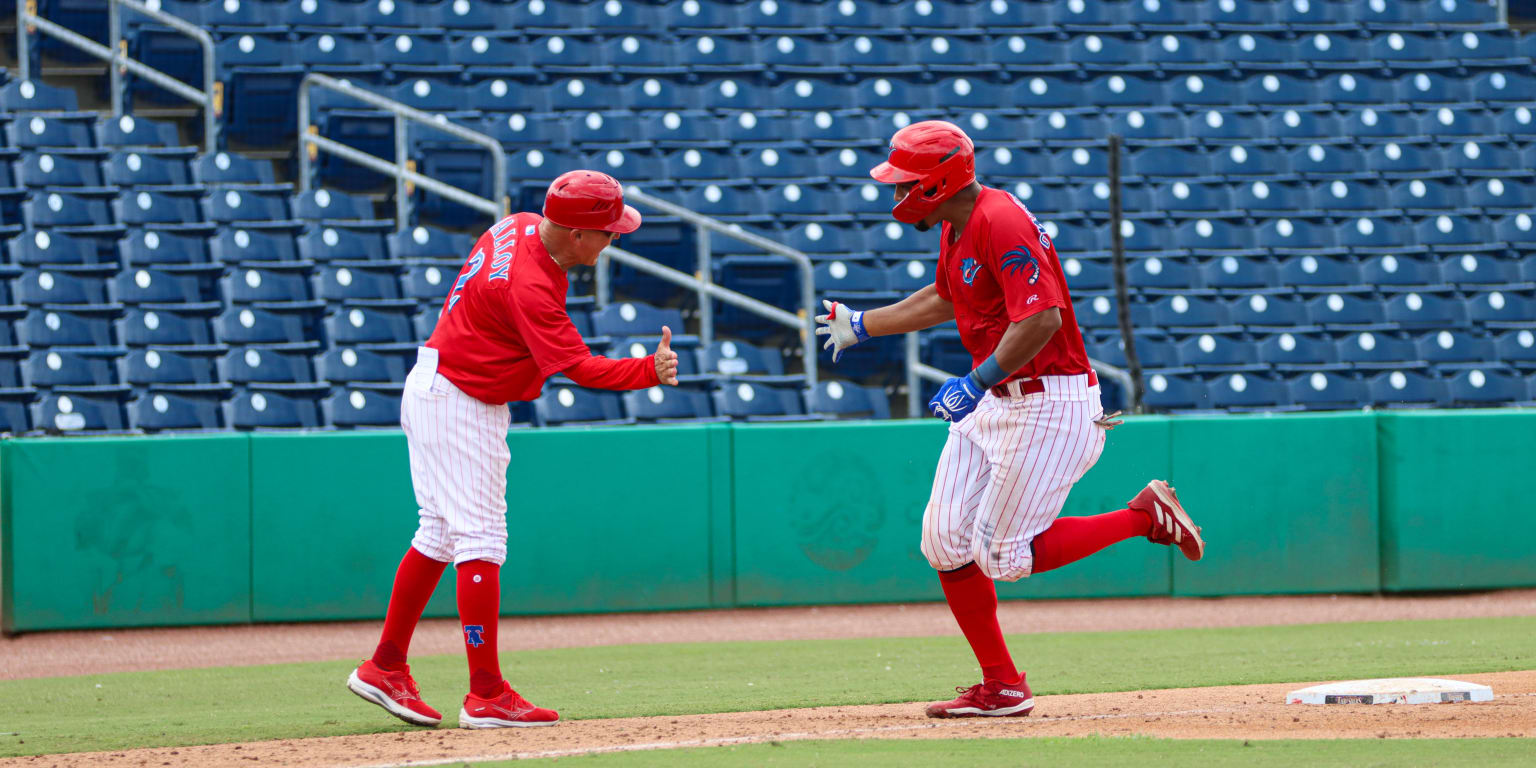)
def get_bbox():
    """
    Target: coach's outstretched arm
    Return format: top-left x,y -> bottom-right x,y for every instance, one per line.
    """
562,326 -> 678,388
815,285 -> 953,362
